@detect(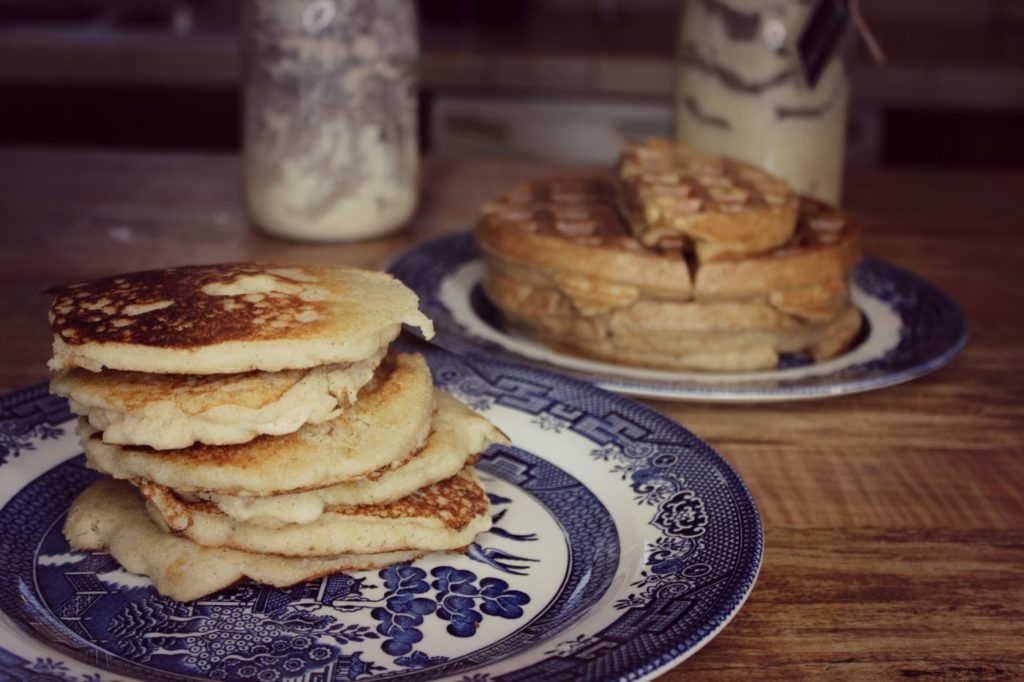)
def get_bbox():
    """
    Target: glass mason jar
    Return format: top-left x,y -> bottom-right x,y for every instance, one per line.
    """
674,0 -> 850,204
242,0 -> 419,241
